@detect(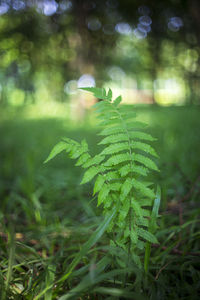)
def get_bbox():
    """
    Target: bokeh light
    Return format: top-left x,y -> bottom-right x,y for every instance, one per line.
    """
87,17 -> 102,31
36,0 -> 58,16
168,17 -> 183,32
115,23 -> 132,35
64,80 -> 78,95
77,74 -> 96,88
0,2 -> 9,15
